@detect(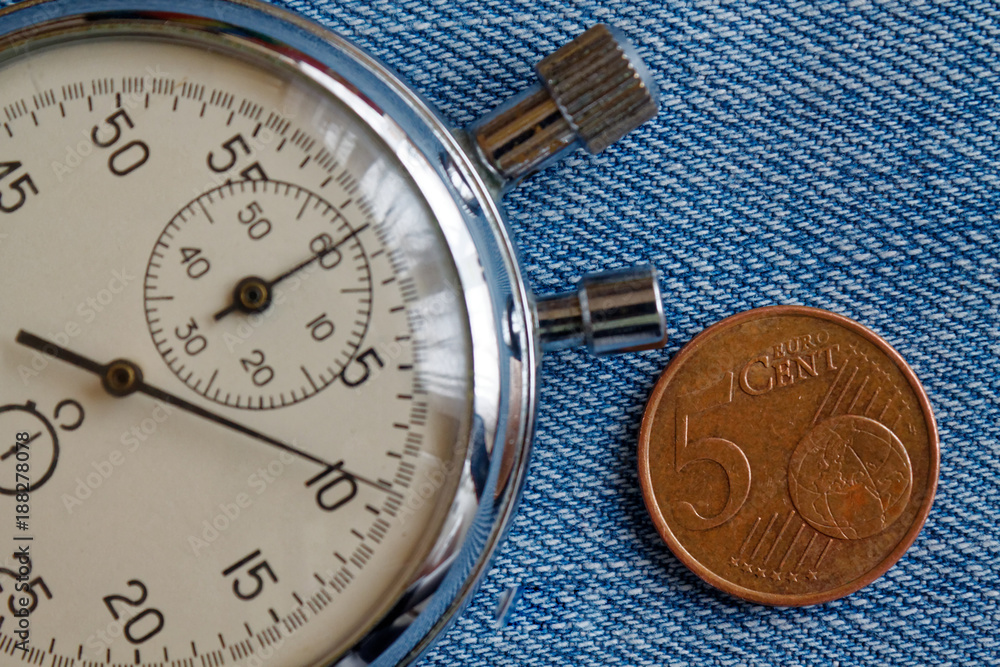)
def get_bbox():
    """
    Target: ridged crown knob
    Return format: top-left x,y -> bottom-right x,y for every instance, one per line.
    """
469,24 -> 659,184
536,24 -> 659,154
